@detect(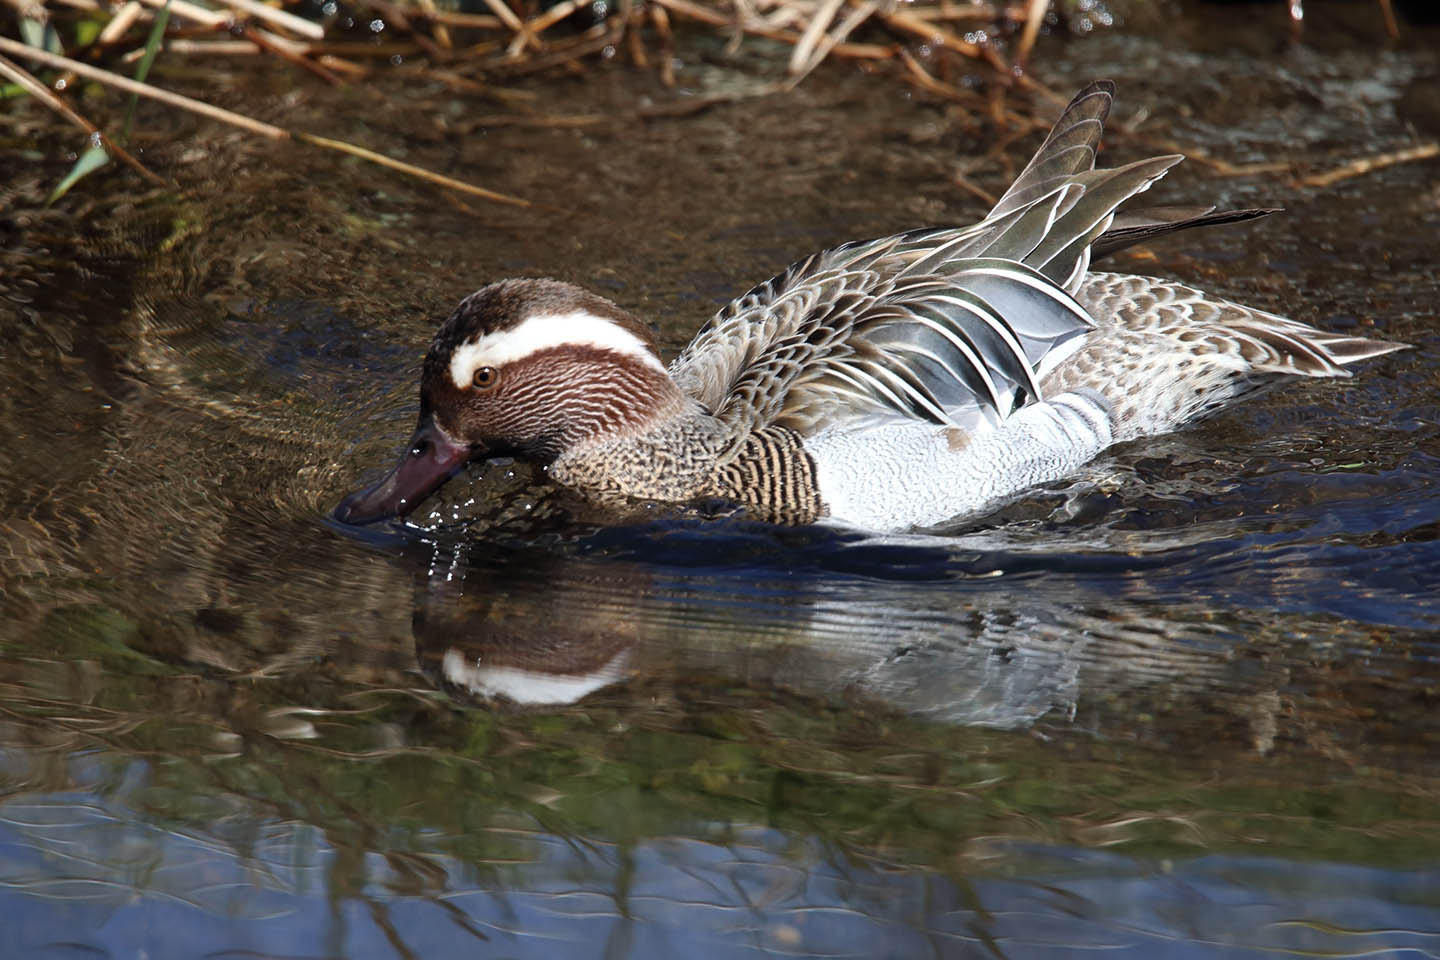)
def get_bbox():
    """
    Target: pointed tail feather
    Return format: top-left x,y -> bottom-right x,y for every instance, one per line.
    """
1093,206 -> 1283,260
988,80 -> 1116,219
